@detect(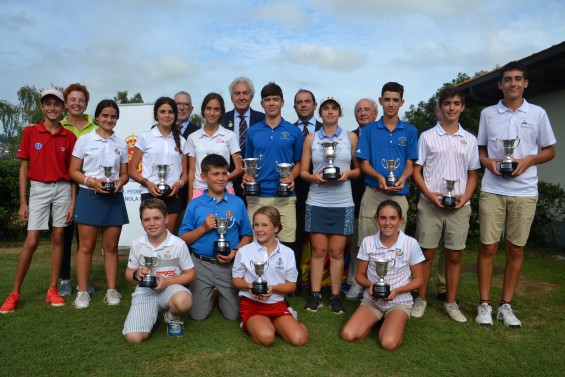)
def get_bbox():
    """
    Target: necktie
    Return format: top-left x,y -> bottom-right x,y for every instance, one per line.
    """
301,122 -> 309,138
239,114 -> 248,155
